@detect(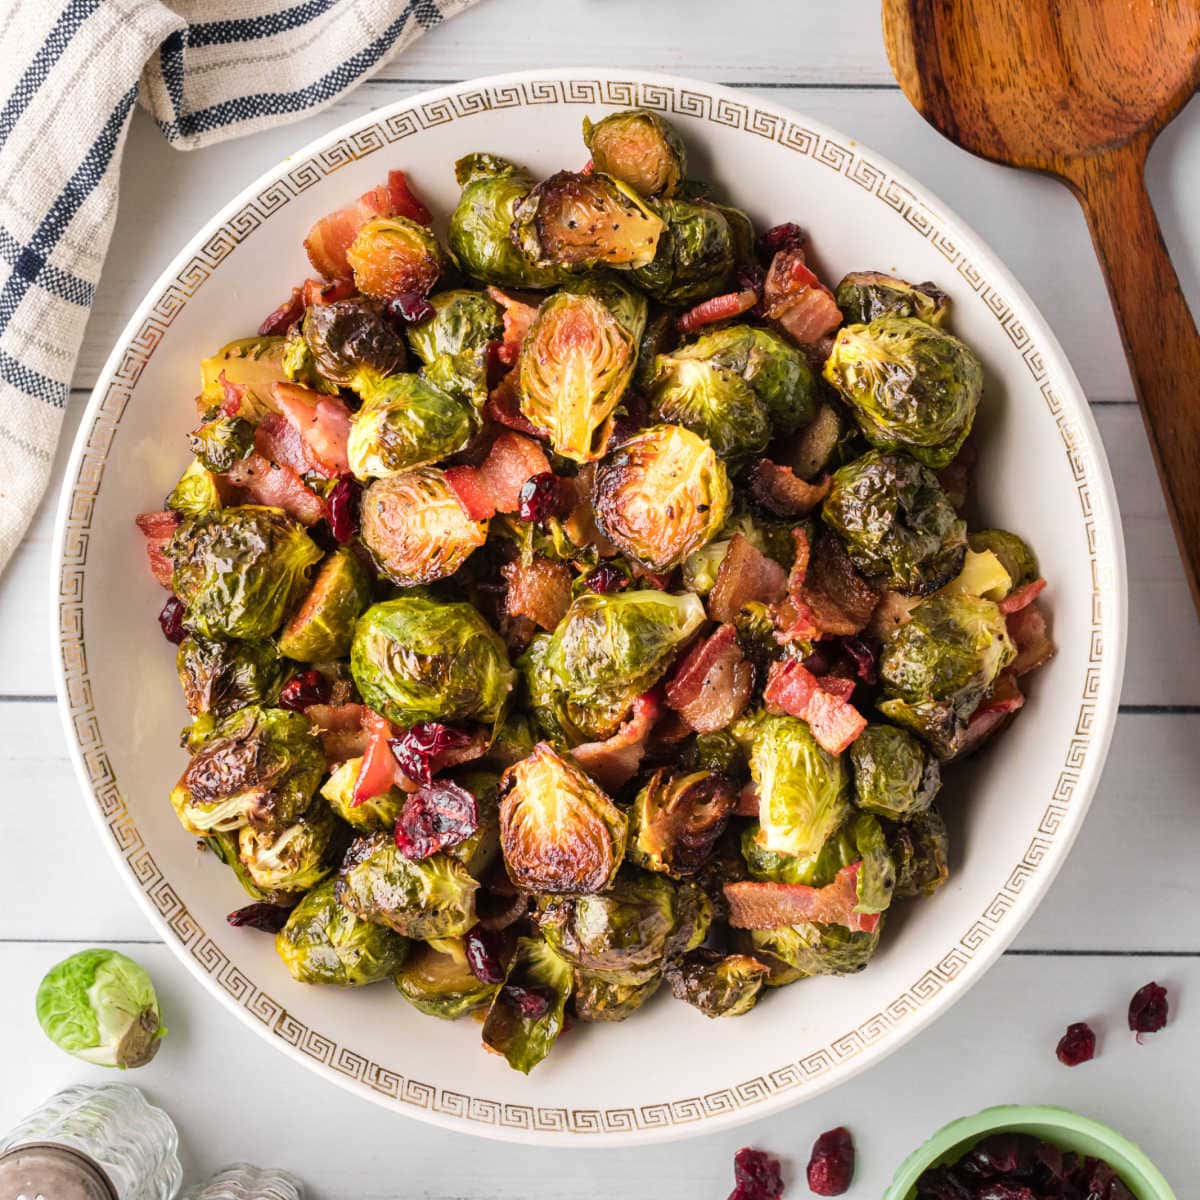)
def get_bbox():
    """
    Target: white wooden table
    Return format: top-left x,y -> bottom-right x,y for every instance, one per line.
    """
3,5 -> 1198,1196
